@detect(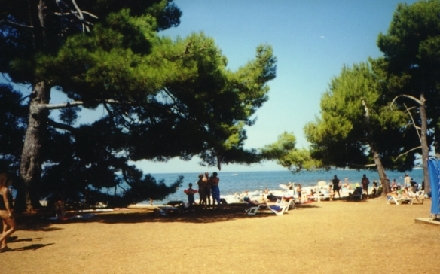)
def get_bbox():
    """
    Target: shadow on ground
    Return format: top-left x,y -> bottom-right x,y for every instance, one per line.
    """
13,202 -> 324,227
